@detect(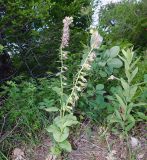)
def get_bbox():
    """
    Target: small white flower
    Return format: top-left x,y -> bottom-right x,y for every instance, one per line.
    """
80,76 -> 87,82
75,86 -> 82,92
63,66 -> 68,71
62,76 -> 67,80
83,63 -> 91,70
63,82 -> 67,86
108,75 -> 116,80
78,81 -> 86,87
66,105 -> 72,110
63,53 -> 68,59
